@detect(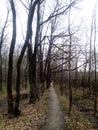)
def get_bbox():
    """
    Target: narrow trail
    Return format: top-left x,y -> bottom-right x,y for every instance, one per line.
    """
40,86 -> 65,130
